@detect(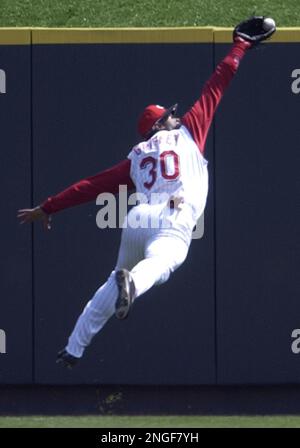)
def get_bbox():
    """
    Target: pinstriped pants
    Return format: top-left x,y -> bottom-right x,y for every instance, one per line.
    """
66,204 -> 191,358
